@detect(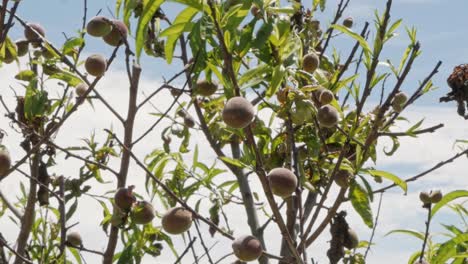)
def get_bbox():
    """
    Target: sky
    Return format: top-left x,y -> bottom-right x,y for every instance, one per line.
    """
0,0 -> 467,264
